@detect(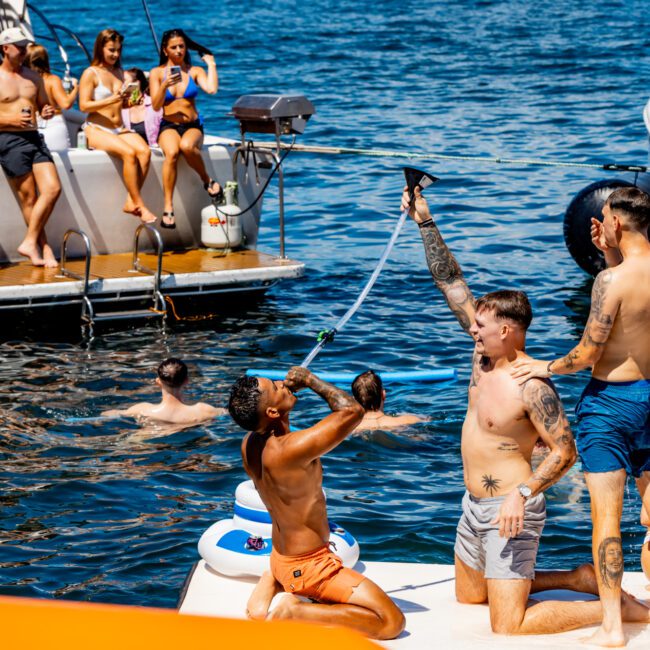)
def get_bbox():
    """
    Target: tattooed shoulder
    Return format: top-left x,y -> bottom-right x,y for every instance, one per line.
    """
522,379 -> 563,431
